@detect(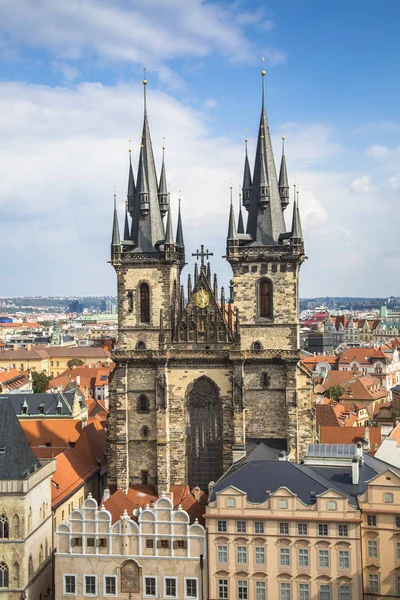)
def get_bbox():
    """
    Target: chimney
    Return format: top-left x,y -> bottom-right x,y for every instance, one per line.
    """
76,375 -> 80,386
193,486 -> 201,502
352,458 -> 359,485
103,488 -> 110,502
356,441 -> 363,460
364,427 -> 371,452
208,481 -> 215,498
